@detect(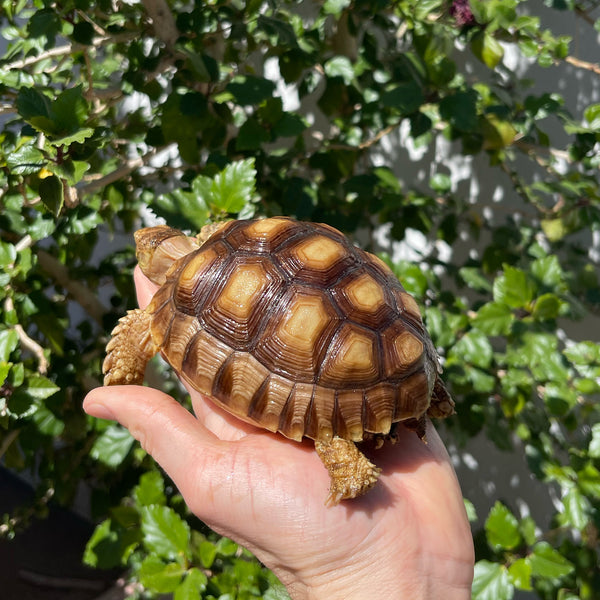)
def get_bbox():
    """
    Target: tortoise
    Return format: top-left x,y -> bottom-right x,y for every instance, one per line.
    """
103,217 -> 454,505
